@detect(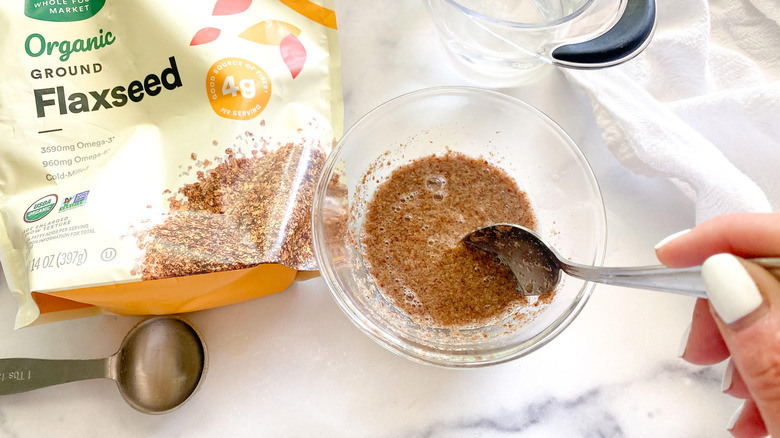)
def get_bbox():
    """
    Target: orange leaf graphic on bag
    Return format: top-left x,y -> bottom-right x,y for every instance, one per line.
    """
277,0 -> 337,29
239,20 -> 301,45
239,20 -> 307,78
